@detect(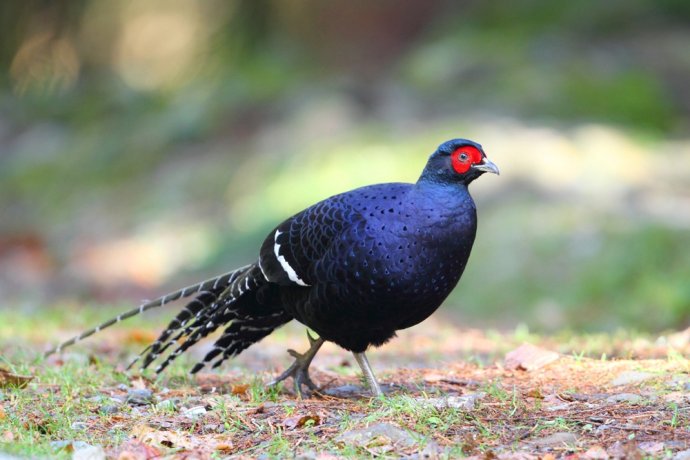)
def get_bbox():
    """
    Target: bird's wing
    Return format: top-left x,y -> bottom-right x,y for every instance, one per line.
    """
258,195 -> 363,287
